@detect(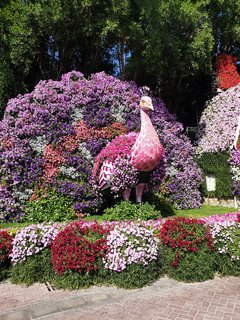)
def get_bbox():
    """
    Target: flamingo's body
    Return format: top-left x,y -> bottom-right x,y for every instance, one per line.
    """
131,107 -> 163,171
94,96 -> 164,202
